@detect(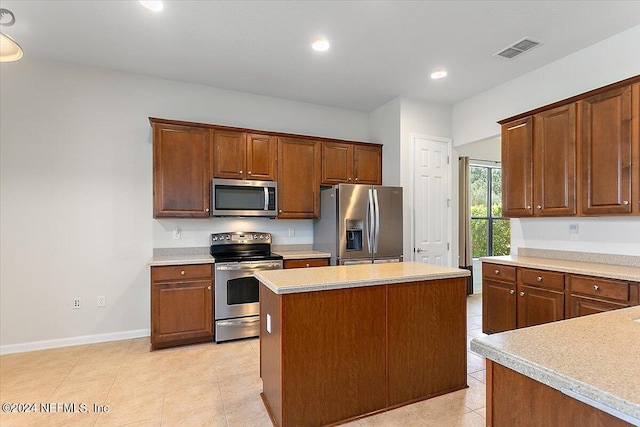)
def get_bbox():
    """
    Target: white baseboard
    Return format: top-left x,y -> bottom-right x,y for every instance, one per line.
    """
0,329 -> 150,355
